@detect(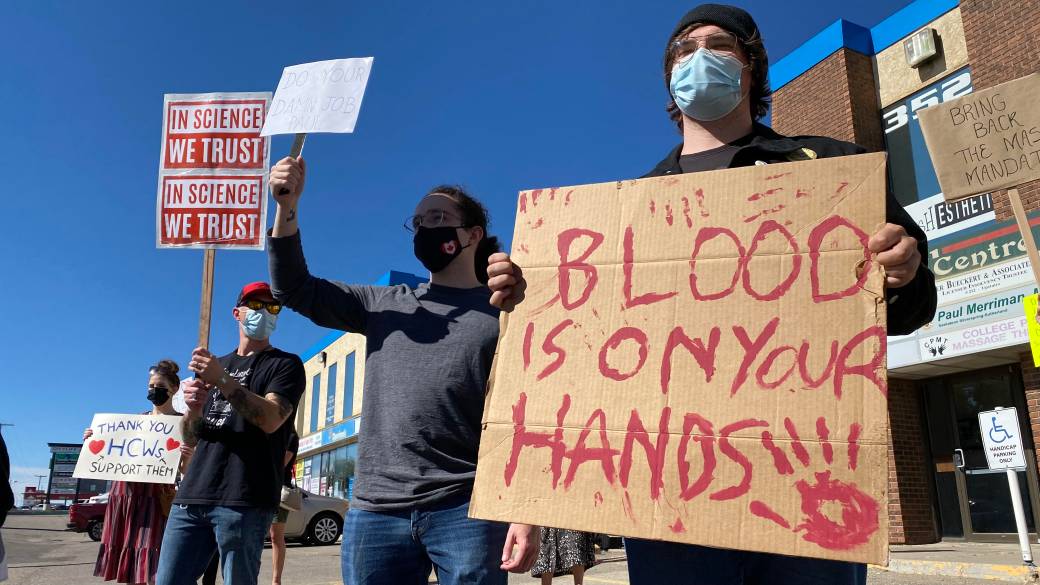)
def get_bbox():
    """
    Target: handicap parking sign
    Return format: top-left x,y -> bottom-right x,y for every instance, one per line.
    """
979,407 -> 1027,470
